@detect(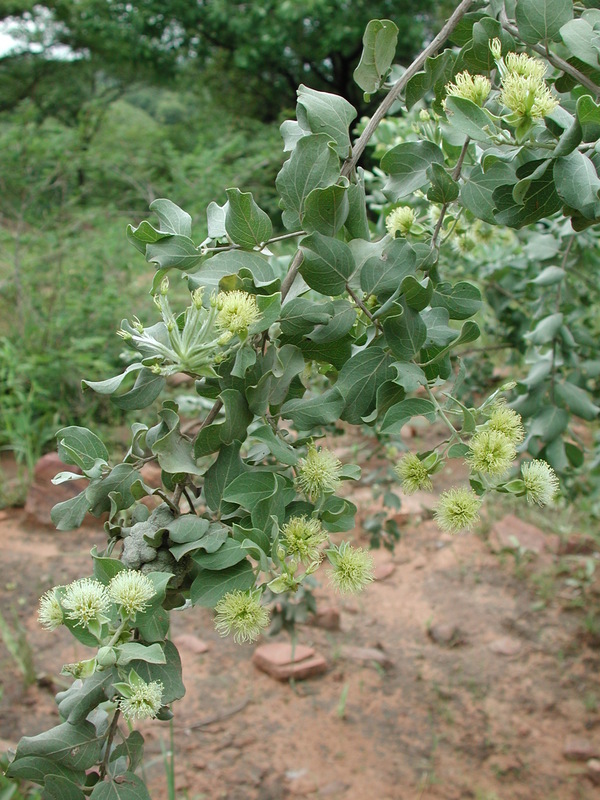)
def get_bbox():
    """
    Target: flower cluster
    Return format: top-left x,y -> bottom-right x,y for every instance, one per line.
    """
296,445 -> 342,501
327,542 -> 374,594
118,672 -> 164,721
61,578 -> 111,628
38,588 -> 64,632
444,71 -> 491,107
521,460 -> 559,506
386,206 -> 416,237
108,570 -> 156,619
394,453 -> 433,494
215,290 -> 261,342
214,589 -> 270,643
494,46 -> 558,120
468,429 -> 516,477
434,488 -> 482,534
281,516 -> 328,565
